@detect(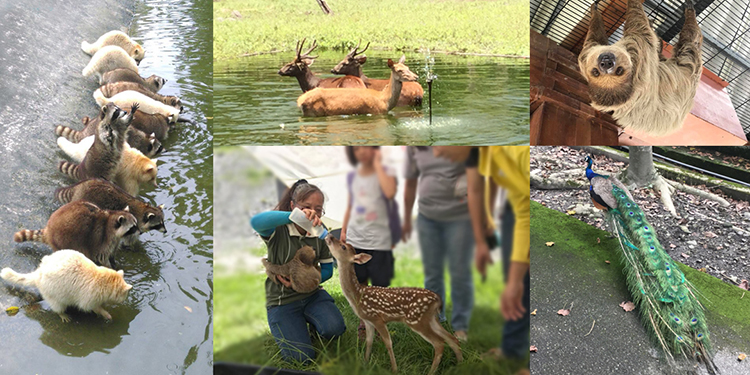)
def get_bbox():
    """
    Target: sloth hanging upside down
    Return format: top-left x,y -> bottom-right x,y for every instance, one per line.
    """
578,0 -> 703,136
